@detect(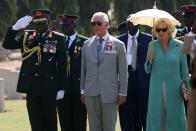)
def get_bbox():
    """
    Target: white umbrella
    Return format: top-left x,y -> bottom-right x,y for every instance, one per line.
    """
127,2 -> 181,27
